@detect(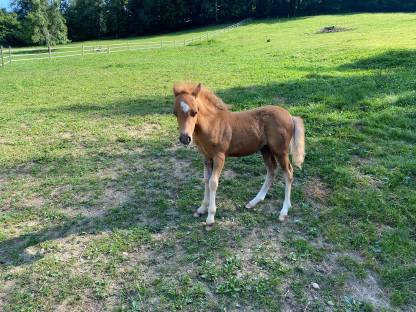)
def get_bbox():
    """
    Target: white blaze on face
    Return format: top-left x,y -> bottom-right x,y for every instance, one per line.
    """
180,100 -> 190,113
